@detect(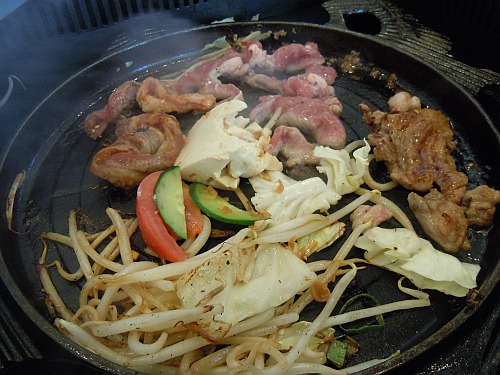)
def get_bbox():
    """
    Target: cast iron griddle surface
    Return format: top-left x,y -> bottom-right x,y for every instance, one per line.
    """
0,5 -> 499,375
